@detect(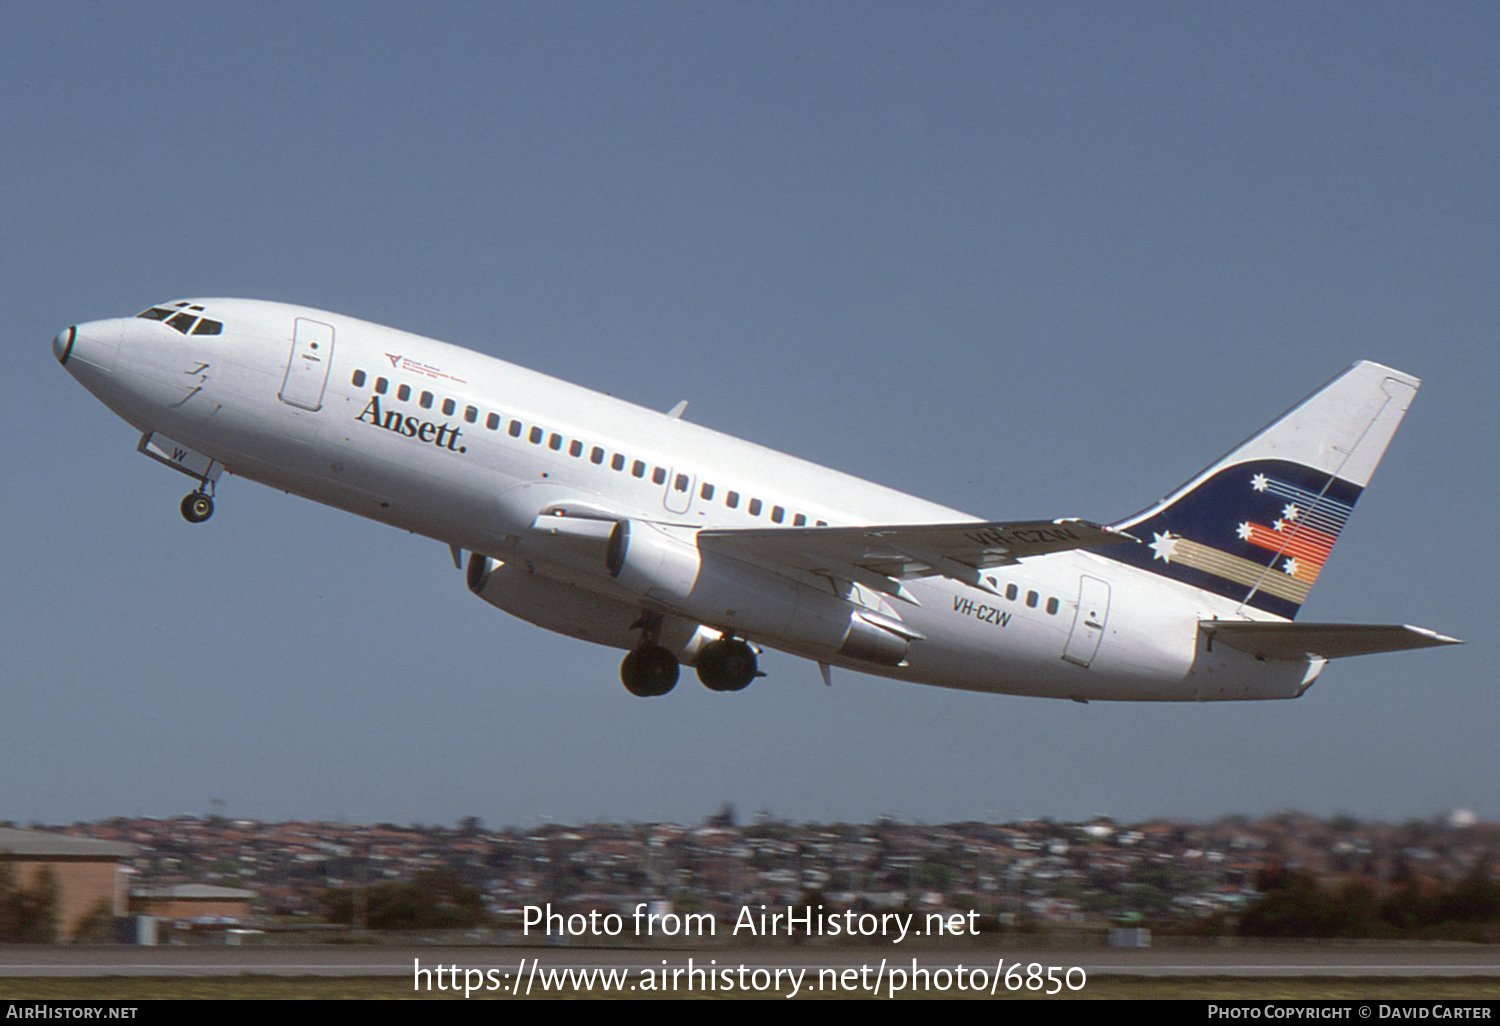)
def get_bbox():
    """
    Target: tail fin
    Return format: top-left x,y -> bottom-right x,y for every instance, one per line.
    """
1101,361 -> 1419,620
